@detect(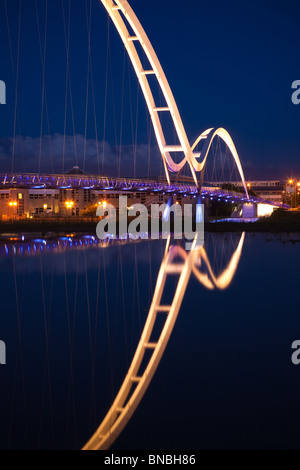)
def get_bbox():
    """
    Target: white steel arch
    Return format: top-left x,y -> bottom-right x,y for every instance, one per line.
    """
83,232 -> 245,450
100,0 -> 197,185
100,0 -> 249,199
191,128 -> 249,198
